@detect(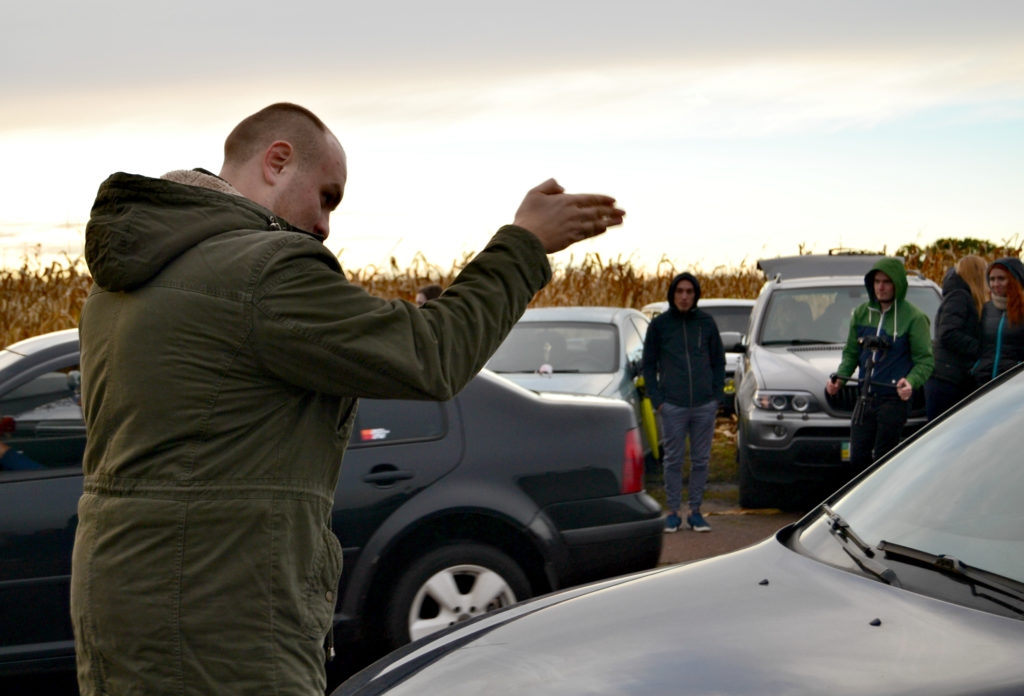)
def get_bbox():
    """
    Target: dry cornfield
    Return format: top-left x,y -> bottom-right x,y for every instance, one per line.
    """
3,239 -> 1021,349
1,255 -> 93,349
